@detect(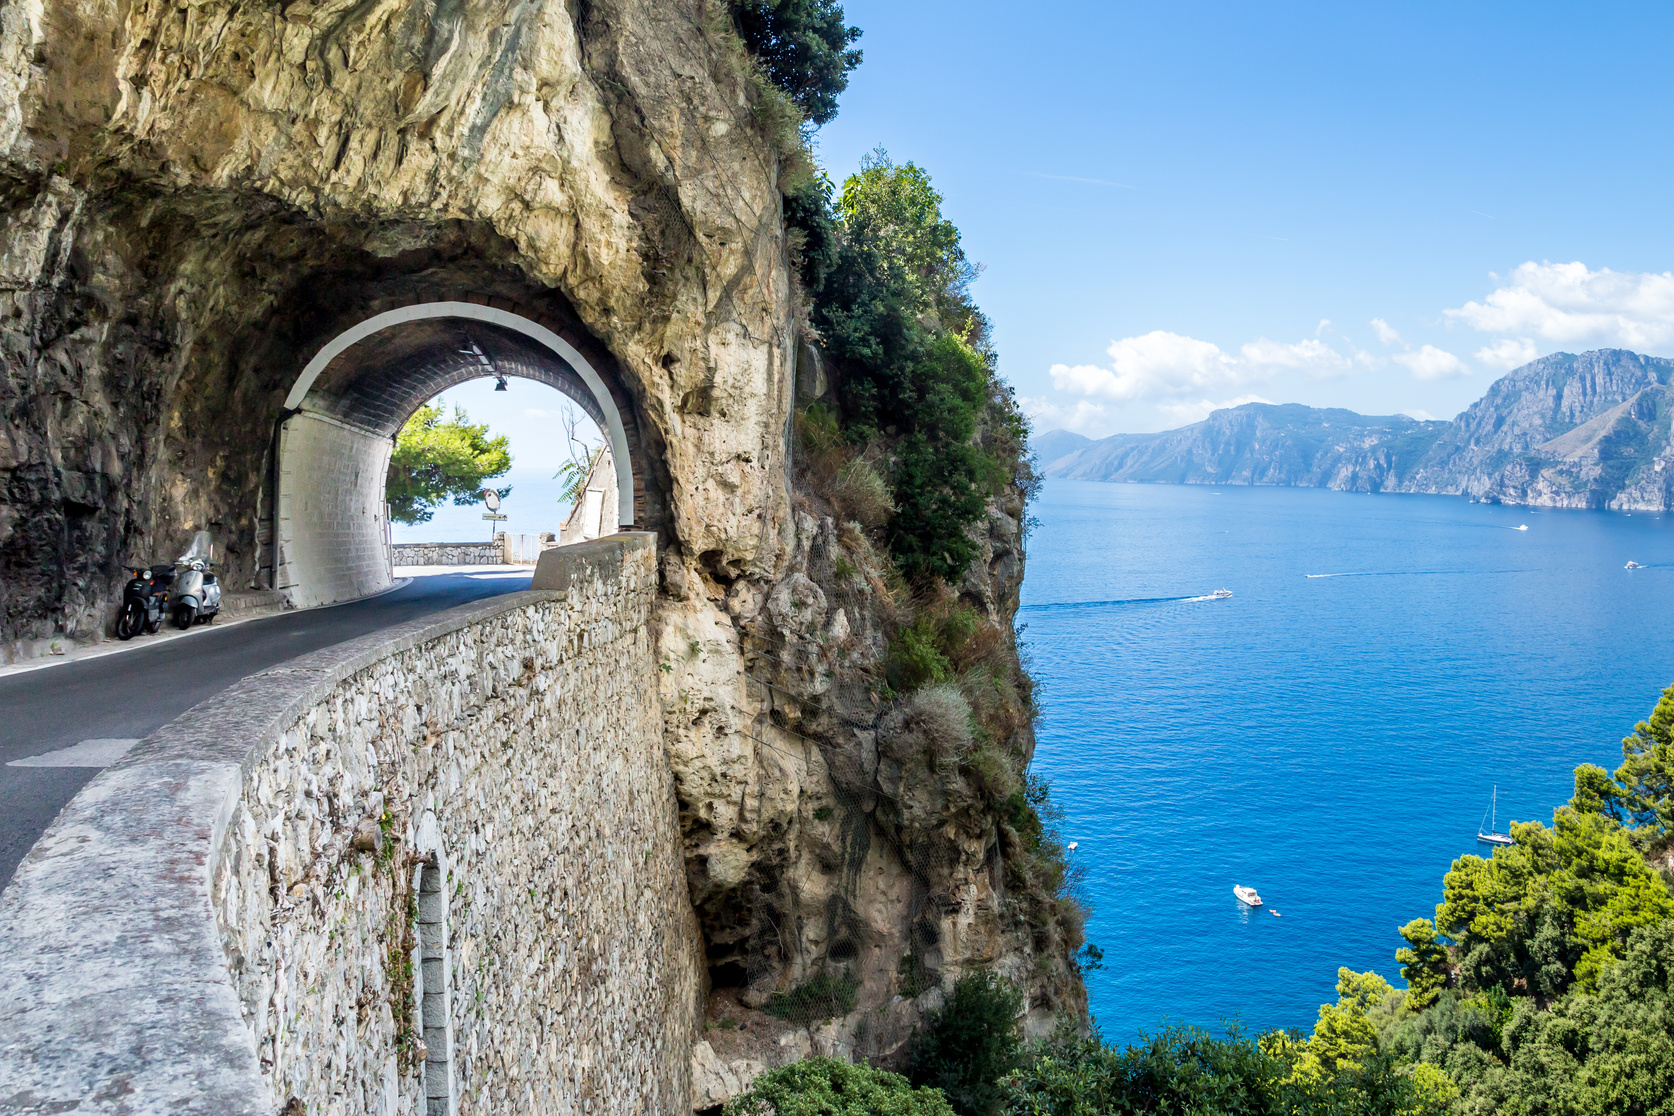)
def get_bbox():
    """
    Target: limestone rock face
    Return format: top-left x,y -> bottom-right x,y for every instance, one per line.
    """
2,3 -> 1080,1109
0,0 -> 794,654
